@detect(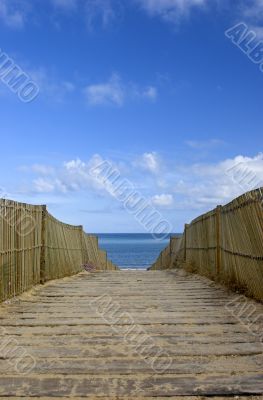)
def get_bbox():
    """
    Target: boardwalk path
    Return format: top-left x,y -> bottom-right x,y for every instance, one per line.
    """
0,270 -> 262,398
